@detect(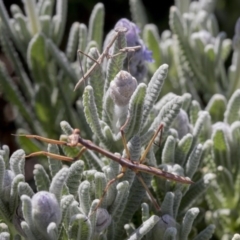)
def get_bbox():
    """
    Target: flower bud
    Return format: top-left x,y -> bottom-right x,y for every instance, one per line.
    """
32,191 -> 62,230
114,18 -> 153,82
109,70 -> 137,106
95,208 -> 112,234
